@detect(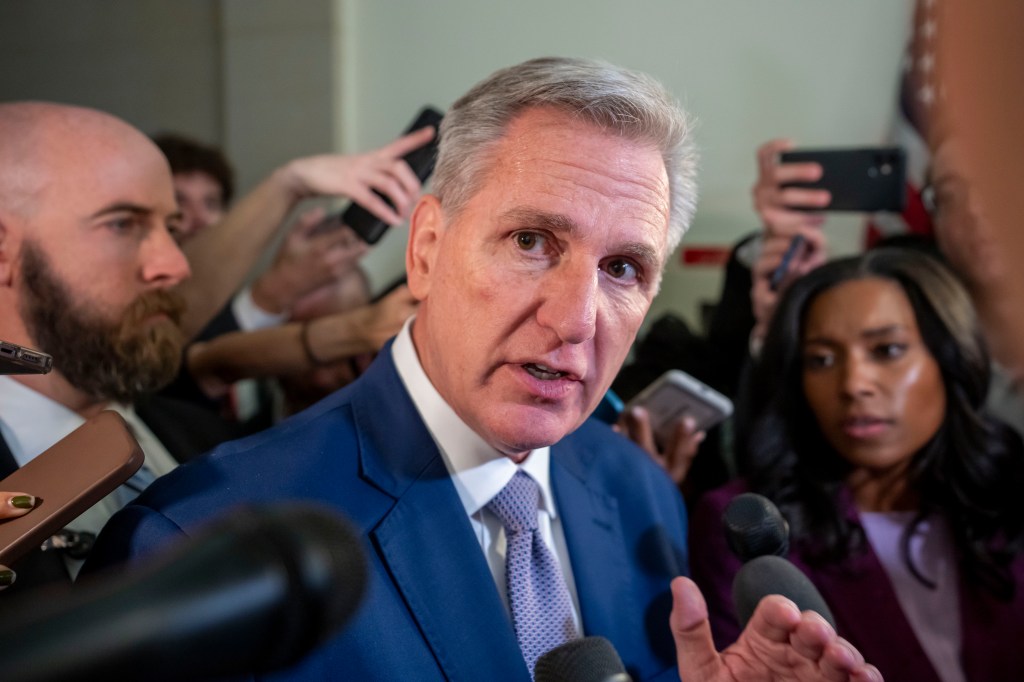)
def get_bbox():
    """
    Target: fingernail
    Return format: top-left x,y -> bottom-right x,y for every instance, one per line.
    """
0,568 -> 16,588
9,495 -> 36,510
